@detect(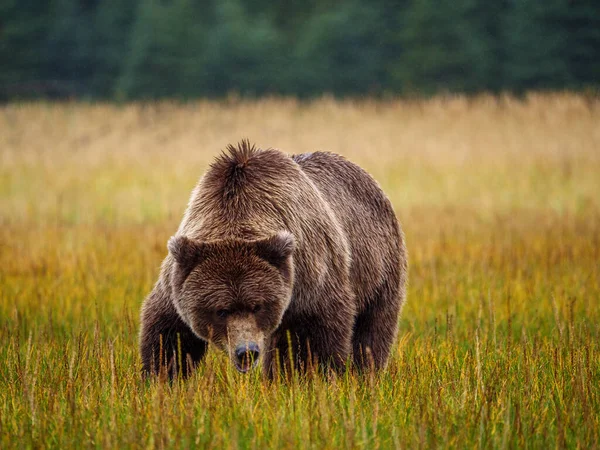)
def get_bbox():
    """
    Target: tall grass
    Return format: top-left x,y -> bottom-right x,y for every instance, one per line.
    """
1,93 -> 599,448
